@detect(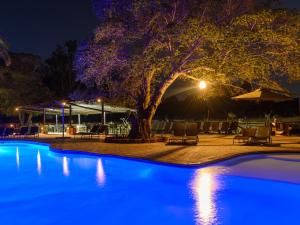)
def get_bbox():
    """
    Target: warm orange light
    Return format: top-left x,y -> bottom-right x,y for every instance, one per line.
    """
62,102 -> 66,106
199,81 -> 207,90
97,98 -> 101,103
10,124 -> 14,128
15,107 -> 19,111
